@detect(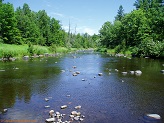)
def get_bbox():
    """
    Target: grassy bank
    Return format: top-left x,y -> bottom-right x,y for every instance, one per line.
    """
0,43 -> 72,59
